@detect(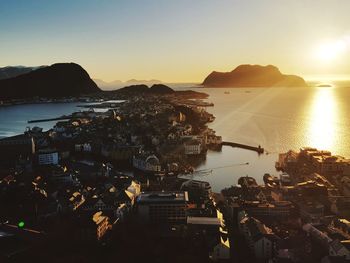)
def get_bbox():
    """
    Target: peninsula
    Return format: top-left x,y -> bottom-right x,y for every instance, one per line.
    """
202,64 -> 307,87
